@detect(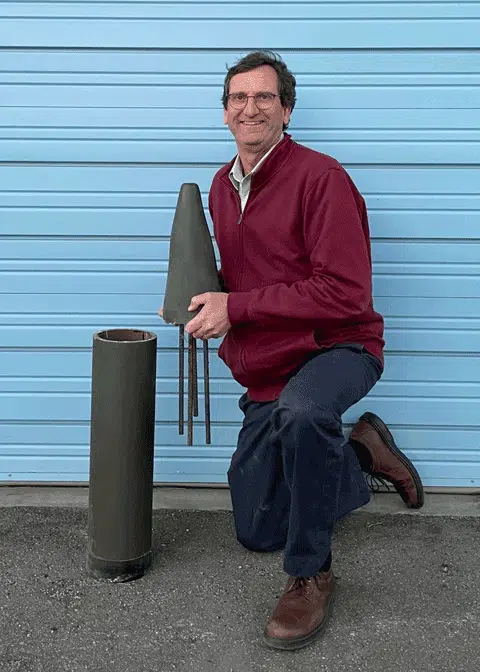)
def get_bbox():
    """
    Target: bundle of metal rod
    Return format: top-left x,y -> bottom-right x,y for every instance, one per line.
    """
178,325 -> 211,445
